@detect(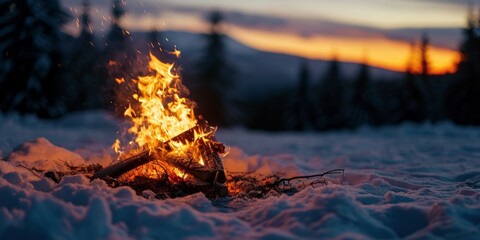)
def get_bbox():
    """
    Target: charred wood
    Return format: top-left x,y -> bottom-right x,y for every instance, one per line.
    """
91,149 -> 153,180
90,126 -> 199,181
